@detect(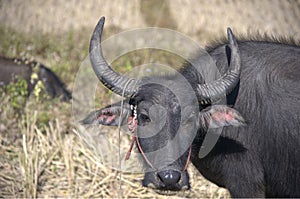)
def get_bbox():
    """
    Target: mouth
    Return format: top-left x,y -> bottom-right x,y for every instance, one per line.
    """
146,183 -> 190,195
142,169 -> 191,194
154,189 -> 183,196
